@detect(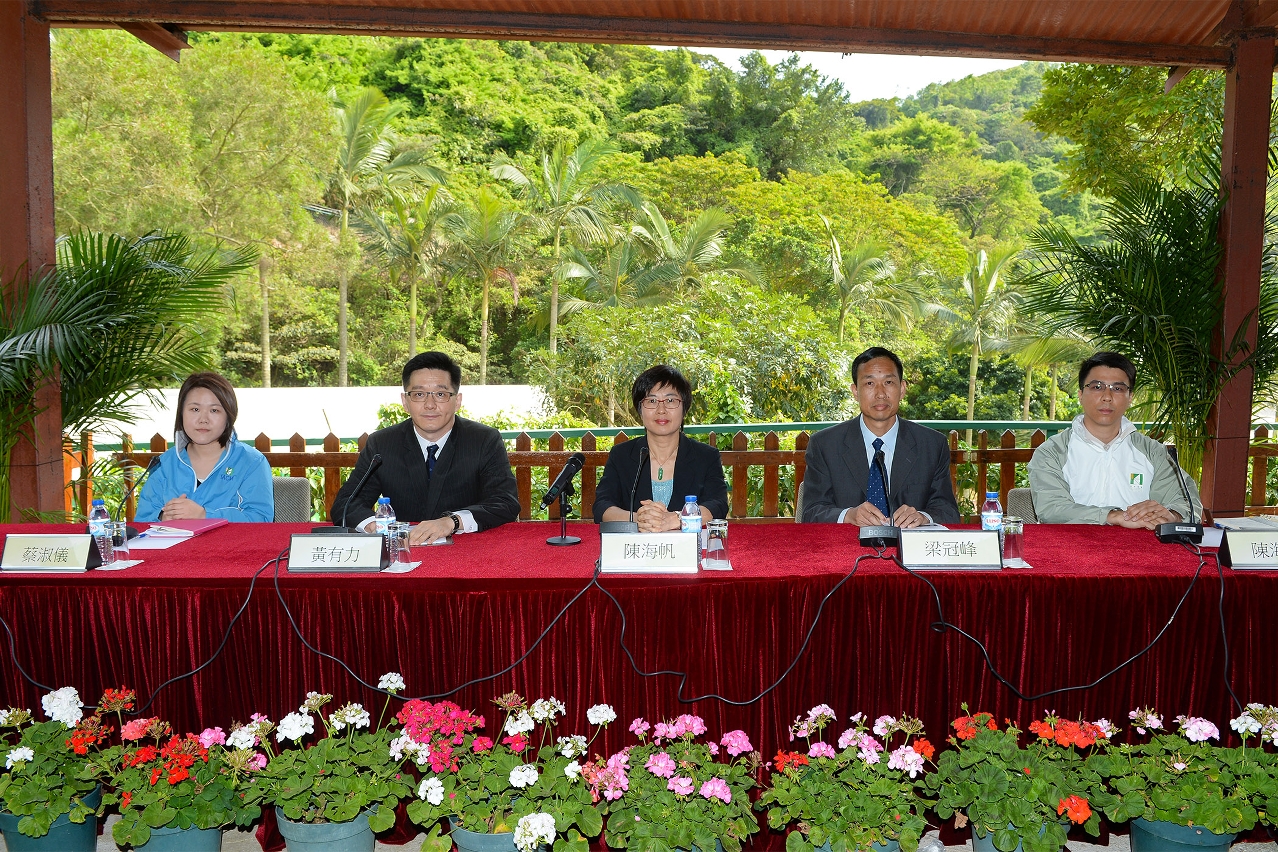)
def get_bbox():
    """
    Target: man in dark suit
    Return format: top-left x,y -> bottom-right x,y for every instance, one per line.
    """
801,347 -> 960,525
330,351 -> 520,544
